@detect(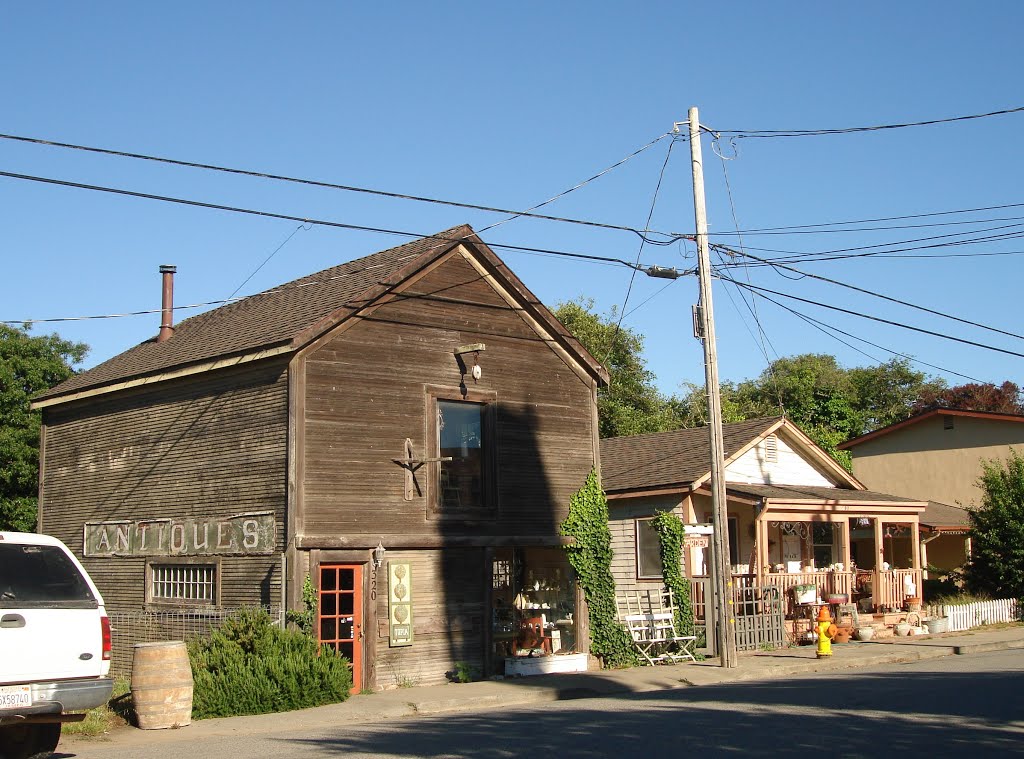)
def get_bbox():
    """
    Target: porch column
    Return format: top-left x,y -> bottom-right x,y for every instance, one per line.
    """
839,519 -> 851,568
756,515 -> 769,577
873,518 -> 884,612
910,517 -> 922,570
